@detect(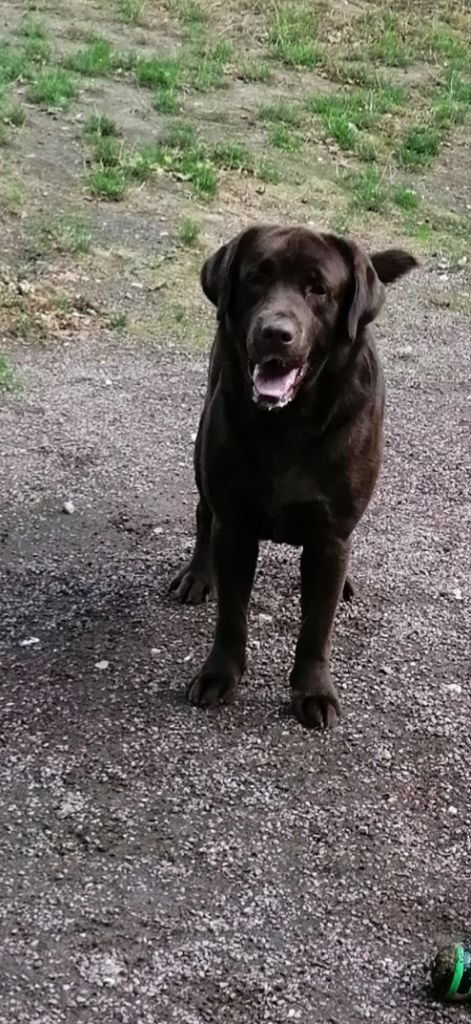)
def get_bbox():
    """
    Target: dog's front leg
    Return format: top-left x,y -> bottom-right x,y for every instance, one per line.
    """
187,522 -> 258,708
290,536 -> 350,729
